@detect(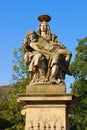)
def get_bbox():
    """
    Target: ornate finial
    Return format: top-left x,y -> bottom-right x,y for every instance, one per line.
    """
38,14 -> 51,22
